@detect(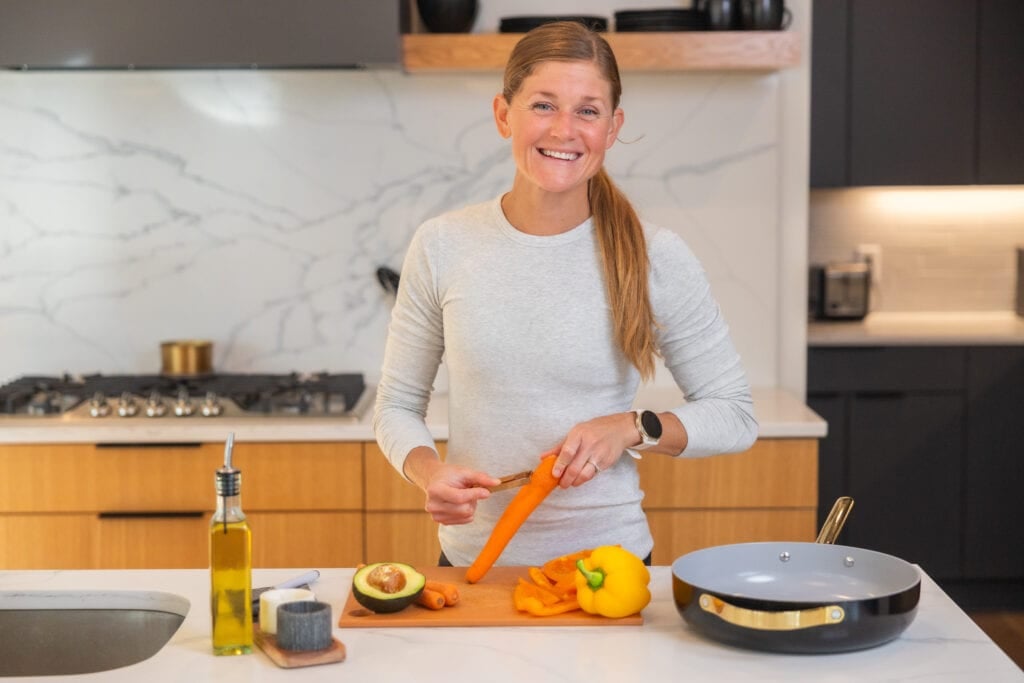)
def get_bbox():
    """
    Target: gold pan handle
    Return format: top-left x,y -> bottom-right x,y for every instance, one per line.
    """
816,496 -> 855,545
698,593 -> 846,631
